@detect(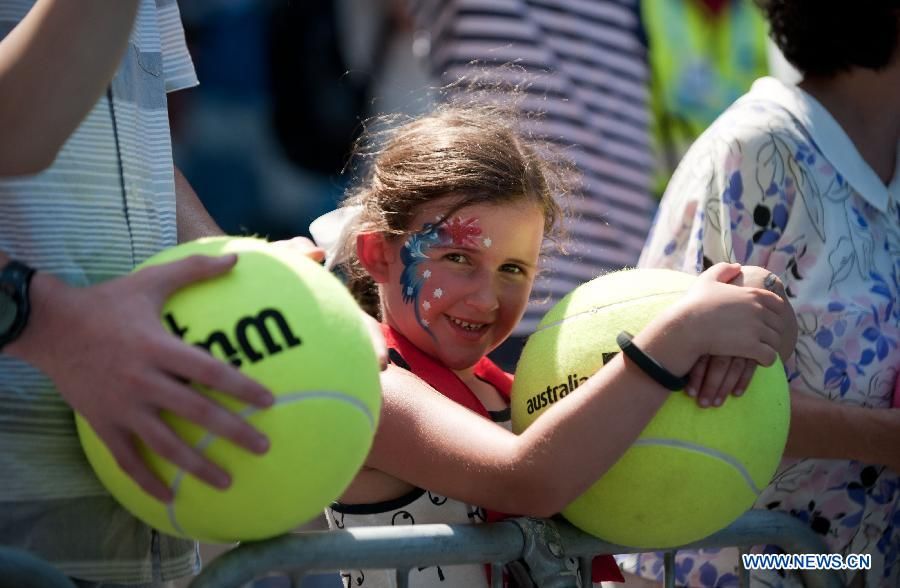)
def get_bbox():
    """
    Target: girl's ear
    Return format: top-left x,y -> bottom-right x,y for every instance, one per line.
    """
357,232 -> 394,284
